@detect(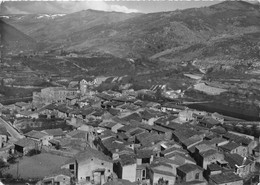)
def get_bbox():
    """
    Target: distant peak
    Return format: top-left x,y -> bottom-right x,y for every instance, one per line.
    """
210,0 -> 258,10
